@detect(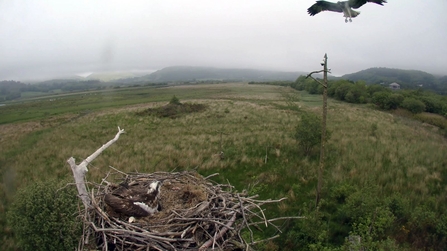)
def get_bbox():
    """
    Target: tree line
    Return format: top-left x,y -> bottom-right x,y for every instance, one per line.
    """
292,76 -> 447,122
341,67 -> 447,94
0,80 -> 104,101
0,80 -> 167,102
